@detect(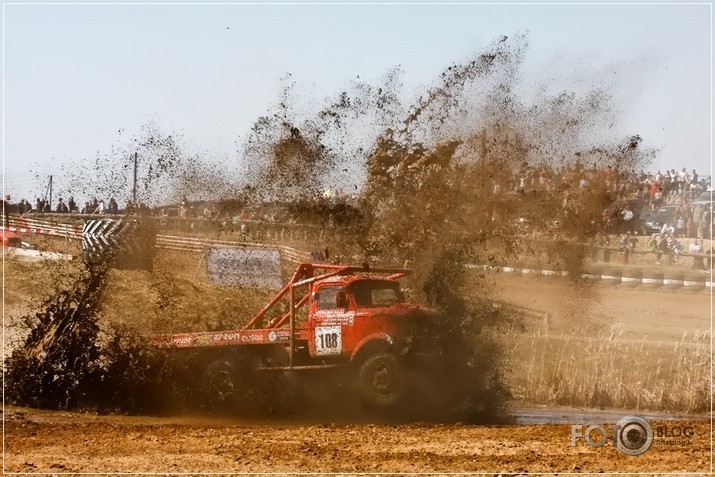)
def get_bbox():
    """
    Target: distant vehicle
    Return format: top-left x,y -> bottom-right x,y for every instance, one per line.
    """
605,198 -> 649,234
2,230 -> 35,249
689,190 -> 713,207
2,230 -> 23,248
643,205 -> 678,235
